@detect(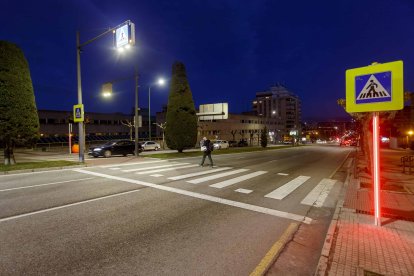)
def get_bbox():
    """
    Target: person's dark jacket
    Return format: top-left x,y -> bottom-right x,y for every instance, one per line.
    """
204,139 -> 213,153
